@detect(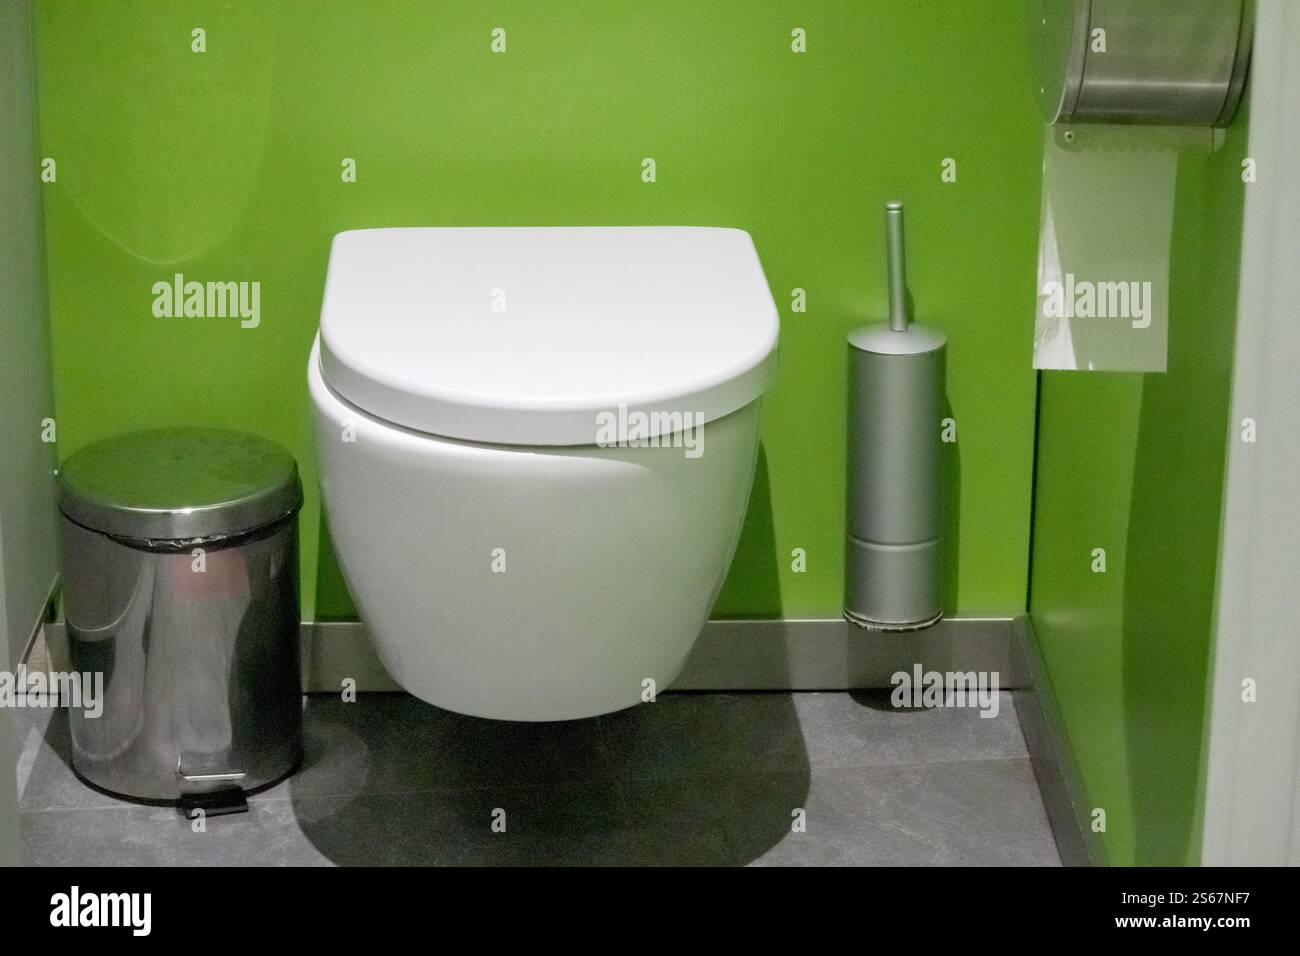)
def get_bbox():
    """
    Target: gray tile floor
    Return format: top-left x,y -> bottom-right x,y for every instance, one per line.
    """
15,691 -> 1061,866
